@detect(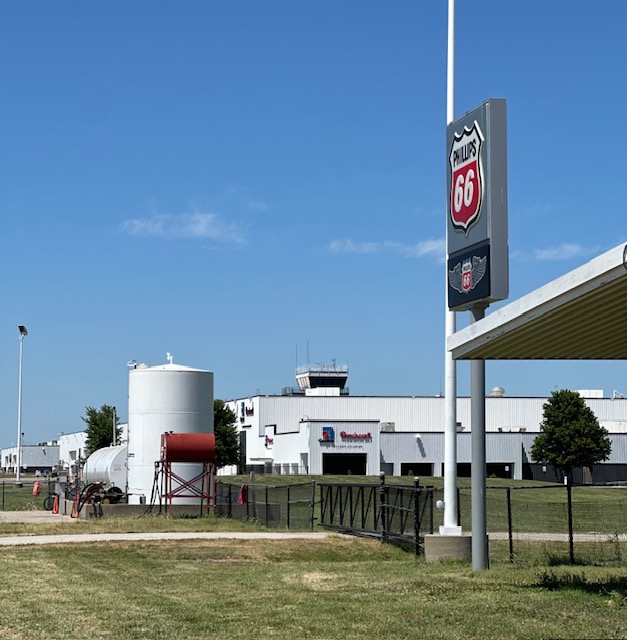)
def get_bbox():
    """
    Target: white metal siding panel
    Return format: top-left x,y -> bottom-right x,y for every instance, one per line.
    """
256,396 -> 448,433
18,446 -> 59,468
228,395 -> 627,468
605,435 -> 627,463
484,397 -> 545,432
232,396 -> 627,436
